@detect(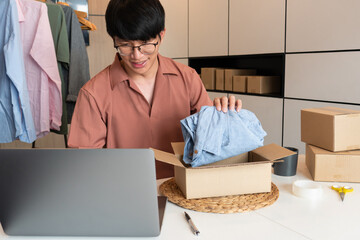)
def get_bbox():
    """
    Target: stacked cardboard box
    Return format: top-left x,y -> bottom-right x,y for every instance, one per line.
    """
301,107 -> 360,182
224,69 -> 256,91
215,69 -> 225,91
233,76 -> 247,93
232,75 -> 281,94
247,76 -> 281,94
200,68 -> 256,91
200,68 -> 216,90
